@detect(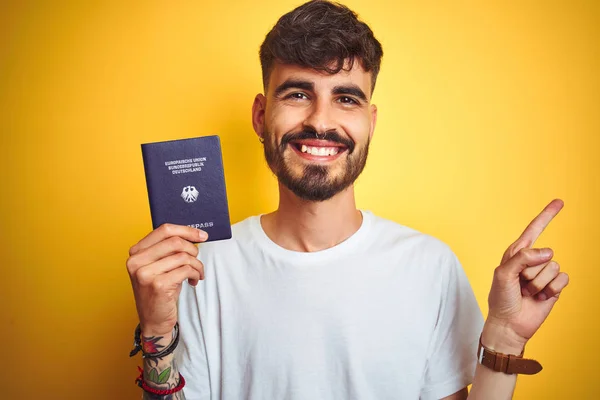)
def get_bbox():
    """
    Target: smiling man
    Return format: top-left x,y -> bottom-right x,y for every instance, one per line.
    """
126,1 -> 570,399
